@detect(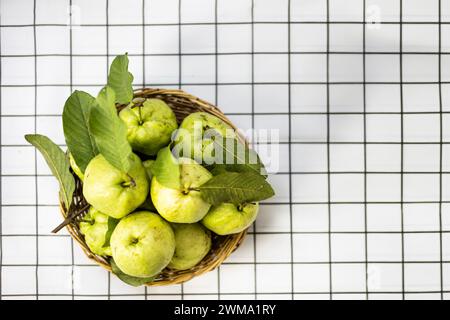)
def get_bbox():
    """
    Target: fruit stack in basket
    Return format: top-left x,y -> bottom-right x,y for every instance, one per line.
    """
25,54 -> 274,286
